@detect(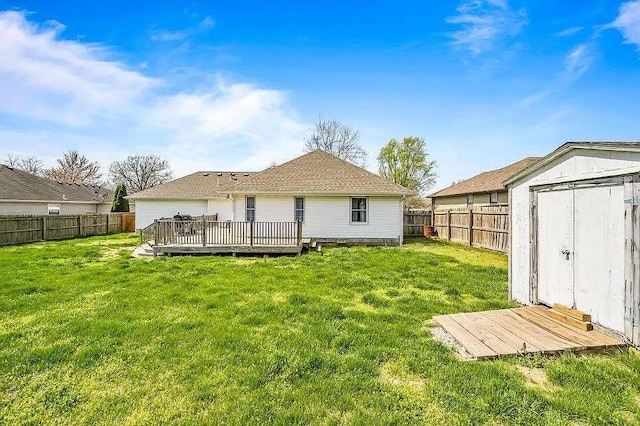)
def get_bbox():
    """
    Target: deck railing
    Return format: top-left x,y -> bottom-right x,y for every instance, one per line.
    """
154,219 -> 303,247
